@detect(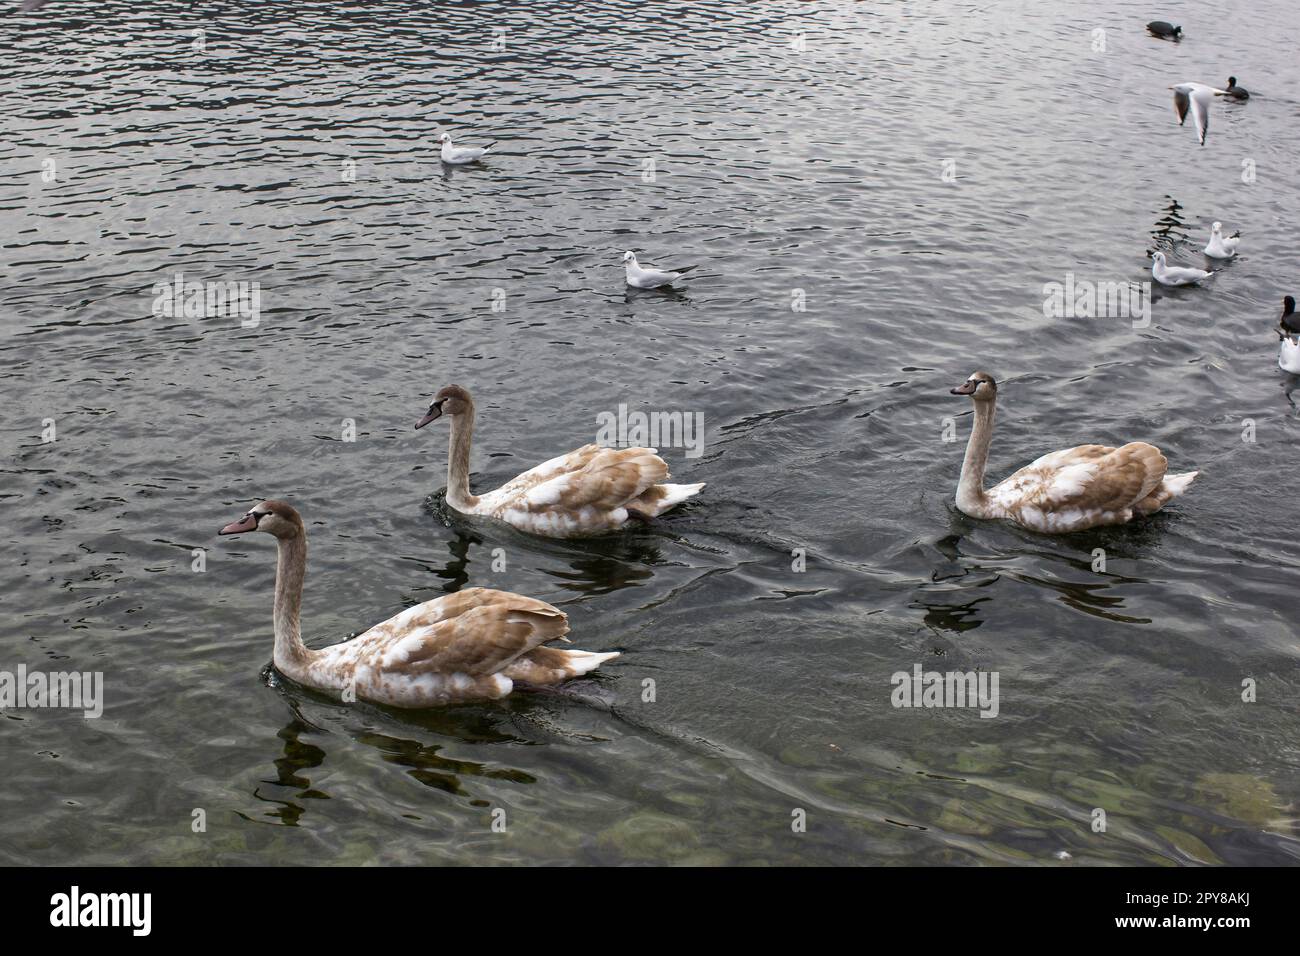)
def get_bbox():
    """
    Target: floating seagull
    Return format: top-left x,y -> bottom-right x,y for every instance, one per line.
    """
439,132 -> 494,165
1224,76 -> 1250,100
1151,251 -> 1211,287
1203,222 -> 1240,259
1280,337 -> 1300,374
1171,82 -> 1227,146
1147,21 -> 1182,40
623,251 -> 684,289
